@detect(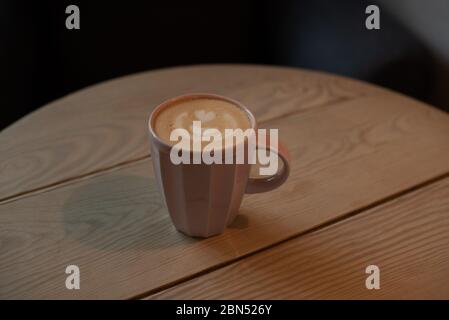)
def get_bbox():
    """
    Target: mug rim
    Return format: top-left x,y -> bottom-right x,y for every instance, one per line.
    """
148,93 -> 257,151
